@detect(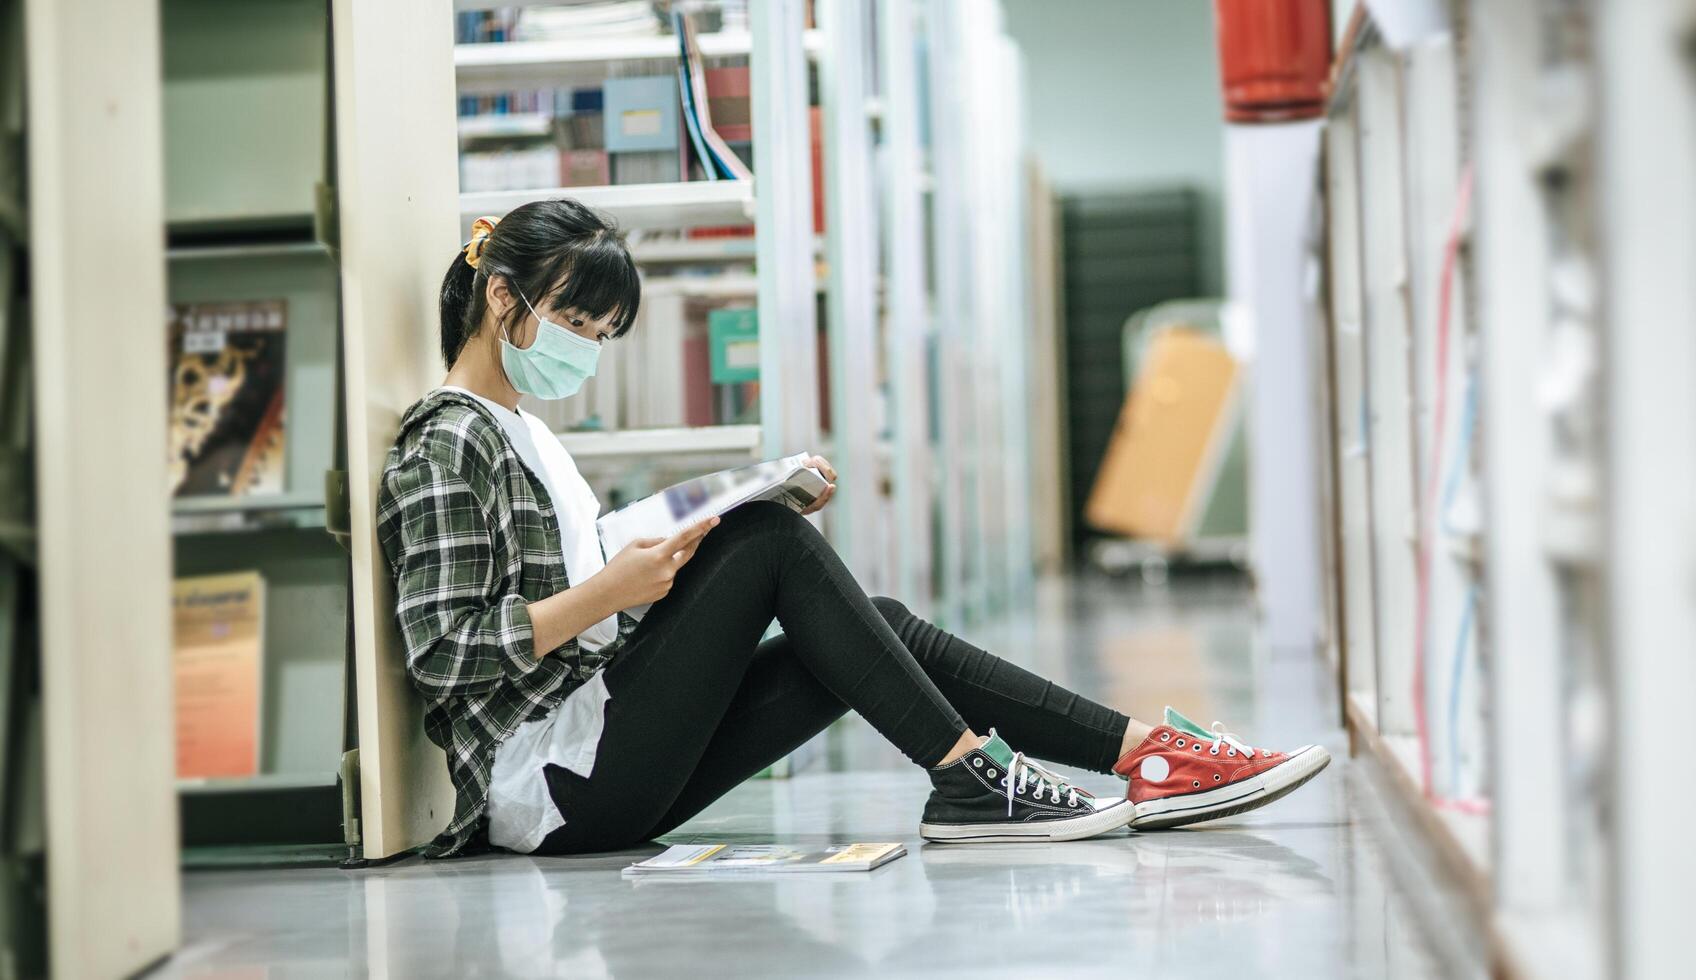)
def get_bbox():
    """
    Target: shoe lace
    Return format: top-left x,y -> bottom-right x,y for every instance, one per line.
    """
1004,751 -> 1089,816
1206,721 -> 1270,759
